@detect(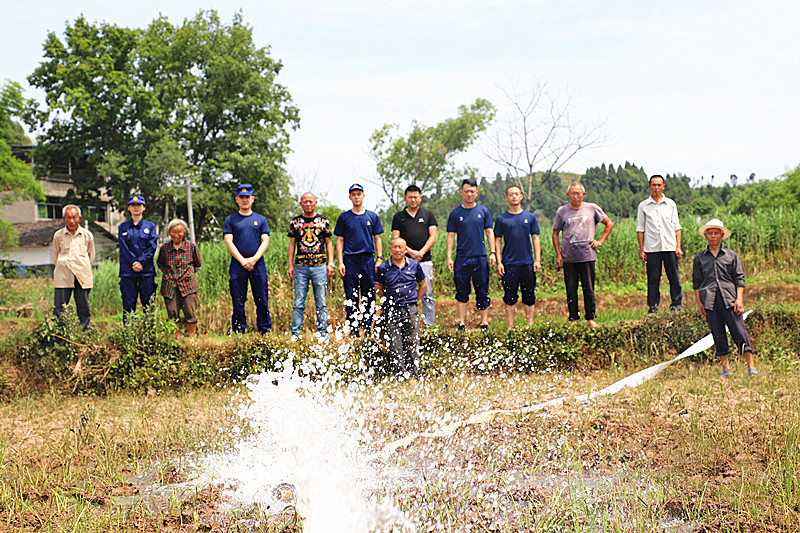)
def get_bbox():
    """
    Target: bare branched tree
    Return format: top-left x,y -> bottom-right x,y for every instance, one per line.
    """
484,81 -> 604,211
